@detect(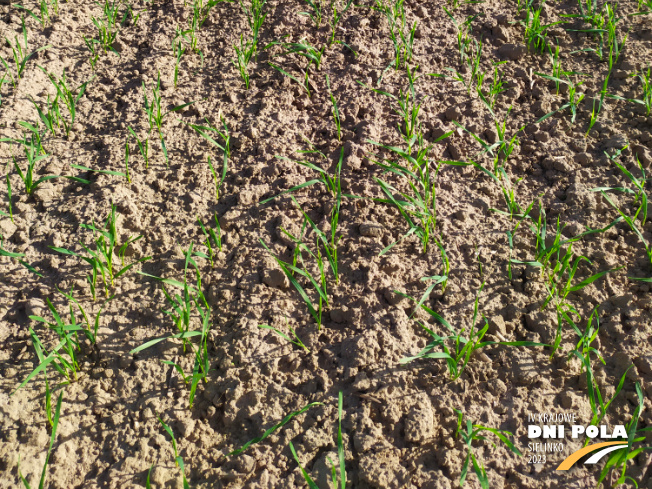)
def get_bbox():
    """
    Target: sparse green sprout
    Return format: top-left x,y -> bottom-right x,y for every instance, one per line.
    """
597,381 -> 652,487
510,202 -> 622,357
50,204 -> 150,300
373,0 -> 417,70
520,1 -> 564,54
328,0 -> 354,47
259,322 -> 309,352
233,34 -> 254,89
83,36 -> 101,70
14,296 -> 93,392
326,74 -> 341,140
400,282 -> 547,379
367,132 -> 452,254
608,66 -> 652,116
10,133 -> 88,195
185,116 -> 230,181
132,244 -> 211,408
127,126 -> 150,168
172,33 -> 186,89
261,215 -> 330,328
239,0 -> 267,58
1,21 -> 50,87
268,39 -> 325,97
57,285 -> 113,346
300,0 -> 323,26
536,77 -> 585,124
290,392 -> 347,488
567,308 -> 634,439
197,214 -> 222,264
142,72 -> 195,165
454,409 -> 522,488
259,137 -> 342,204
158,417 -> 191,489
229,400 -> 323,456
592,145 -> 652,272
0,236 -> 42,276
91,0 -> 123,55
18,392 -> 62,489
38,68 -> 94,138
